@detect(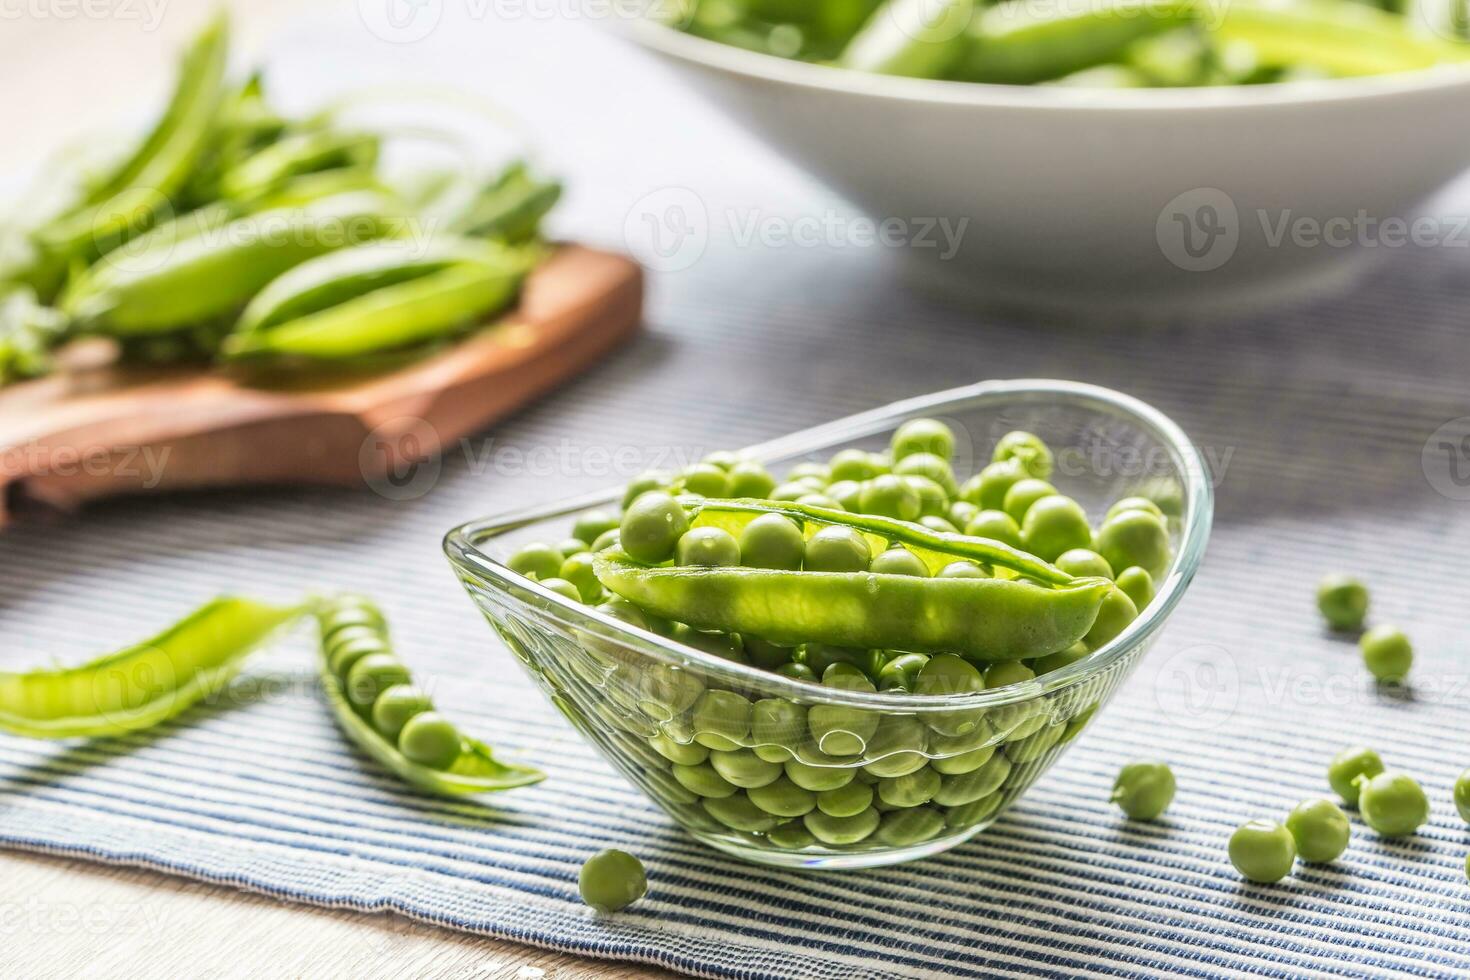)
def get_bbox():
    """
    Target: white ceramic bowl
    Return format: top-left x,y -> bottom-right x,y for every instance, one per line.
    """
617,19 -> 1470,312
